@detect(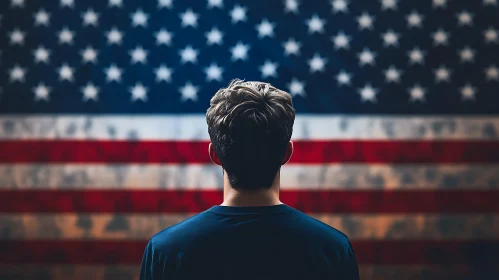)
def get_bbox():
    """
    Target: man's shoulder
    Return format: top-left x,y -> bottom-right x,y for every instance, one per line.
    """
149,209 -> 214,251
288,207 -> 350,245
148,206 -> 352,253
